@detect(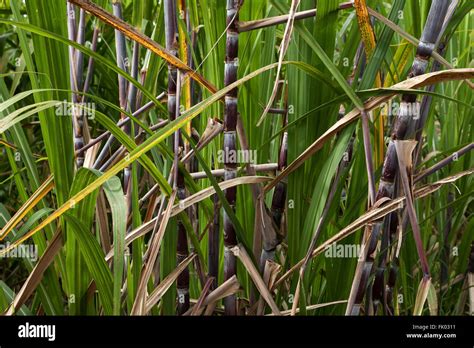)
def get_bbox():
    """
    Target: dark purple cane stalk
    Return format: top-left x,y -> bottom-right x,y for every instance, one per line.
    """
371,1 -> 458,315
99,147 -> 126,172
222,0 -> 242,316
469,243 -> 474,274
81,26 -> 99,99
125,40 -> 140,202
209,192 -> 220,291
72,23 -> 99,167
371,209 -> 398,315
112,0 -> 128,112
270,83 -> 288,238
414,0 -> 460,165
347,0 -> 450,315
127,41 -> 140,118
415,143 -> 474,184
164,0 -> 190,315
66,2 -> 77,83
385,257 -> 398,315
377,0 -> 449,208
382,142 -> 473,313
112,0 -> 131,197
75,9 -> 86,87
67,2 -> 85,168
122,40 -> 141,226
